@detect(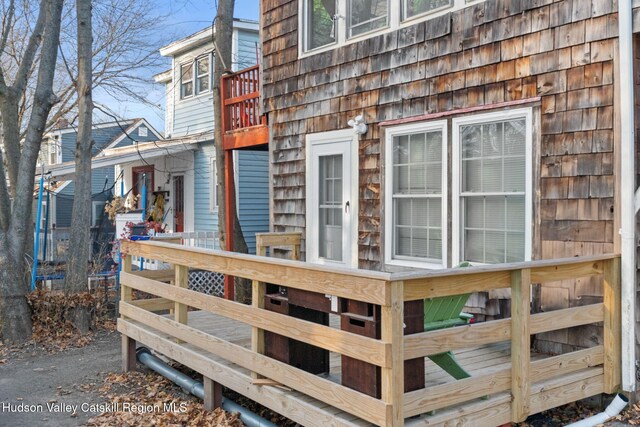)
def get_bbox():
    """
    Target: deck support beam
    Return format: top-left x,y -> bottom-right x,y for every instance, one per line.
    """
174,265 -> 189,325
604,257 -> 622,393
203,376 -> 222,411
382,281 -> 404,427
121,254 -> 136,372
511,269 -> 531,422
251,239 -> 267,380
122,336 -> 137,372
224,150 -> 235,300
